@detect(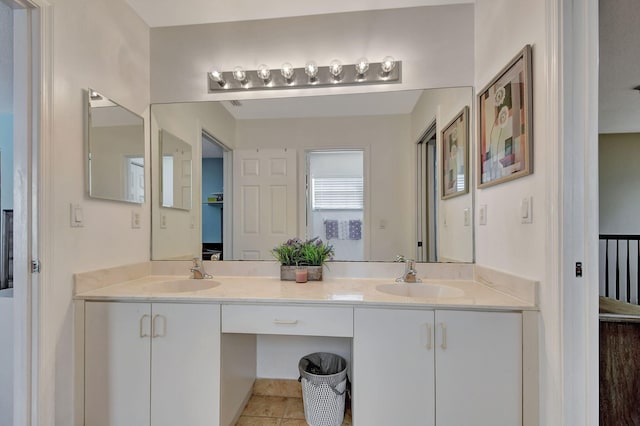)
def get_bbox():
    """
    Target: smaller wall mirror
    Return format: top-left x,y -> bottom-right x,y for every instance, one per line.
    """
87,88 -> 145,203
160,129 -> 193,210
